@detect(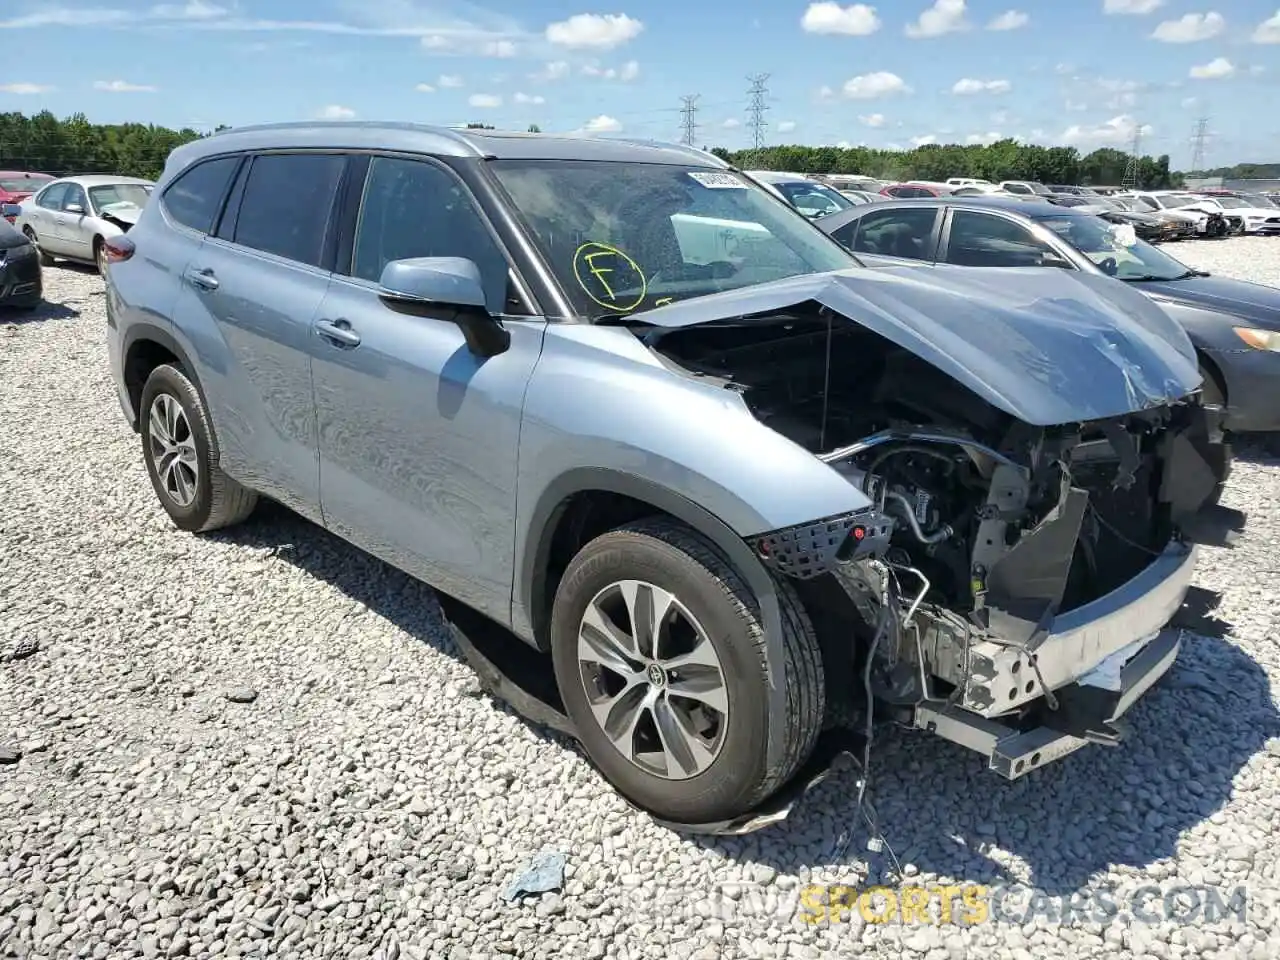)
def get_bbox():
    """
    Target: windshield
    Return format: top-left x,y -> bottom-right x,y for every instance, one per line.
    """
1242,193 -> 1278,208
490,160 -> 858,320
773,181 -> 854,218
1026,182 -> 1053,196
89,183 -> 151,212
1037,214 -> 1193,281
0,177 -> 52,193
1163,194 -> 1204,209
